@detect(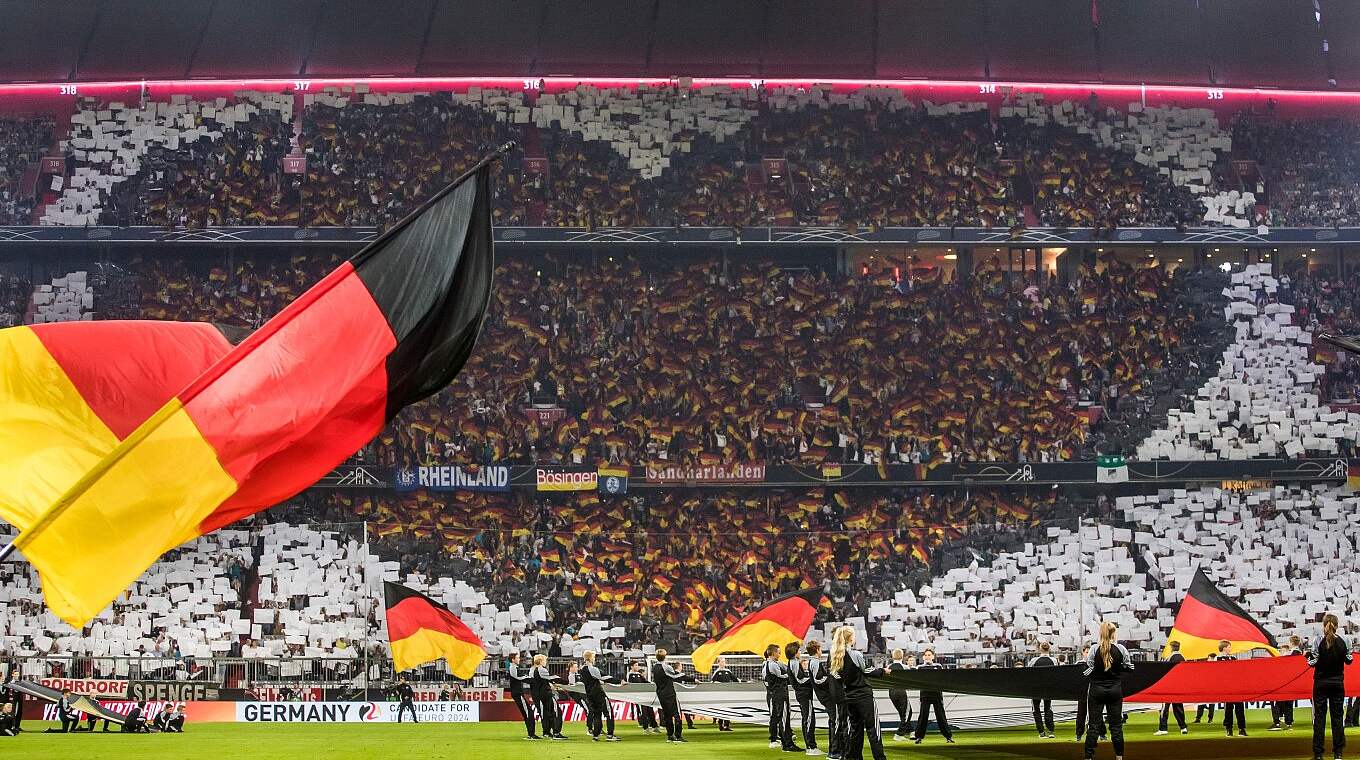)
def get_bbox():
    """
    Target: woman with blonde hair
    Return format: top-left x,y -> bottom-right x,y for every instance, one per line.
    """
530,653 -> 567,740
1083,622 -> 1133,760
1307,612 -> 1353,760
829,625 -> 886,760
580,650 -> 622,742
